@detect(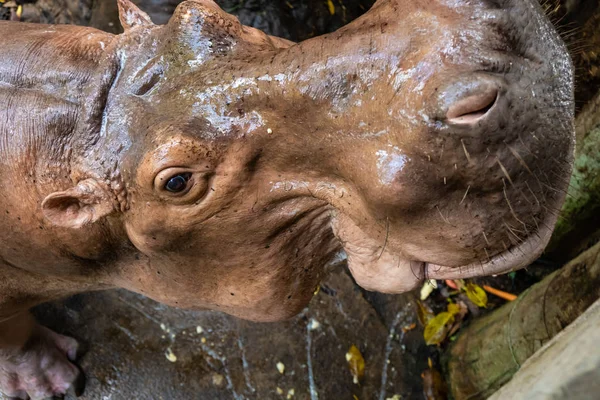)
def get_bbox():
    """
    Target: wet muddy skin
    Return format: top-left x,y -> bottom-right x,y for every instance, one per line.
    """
33,270 -> 427,399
